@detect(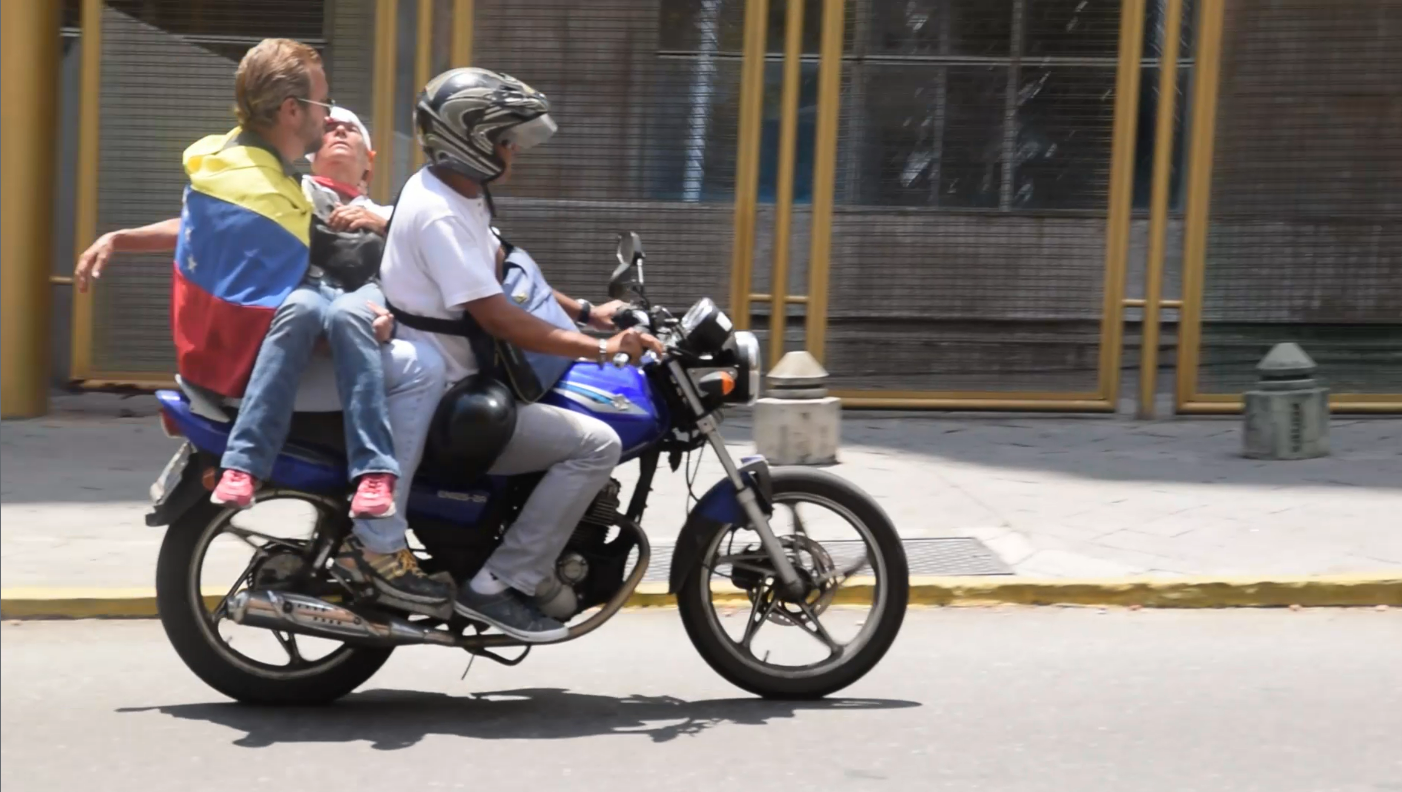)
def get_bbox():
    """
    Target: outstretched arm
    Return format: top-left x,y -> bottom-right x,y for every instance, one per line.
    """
74,217 -> 181,292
